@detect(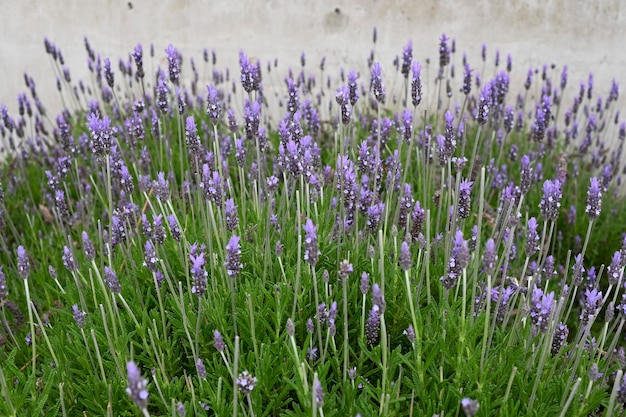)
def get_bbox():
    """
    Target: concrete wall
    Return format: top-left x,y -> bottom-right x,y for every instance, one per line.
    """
1,0 -> 625,123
